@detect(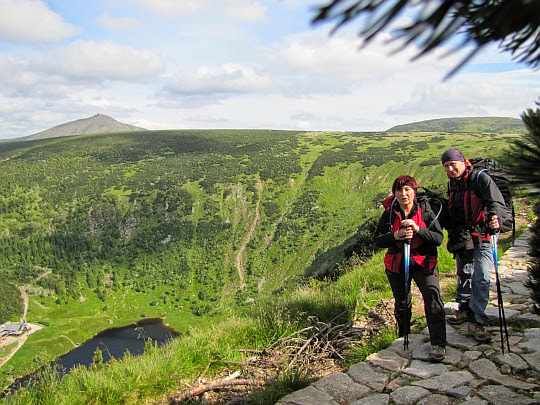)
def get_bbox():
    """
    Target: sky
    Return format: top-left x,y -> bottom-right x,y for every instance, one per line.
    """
0,0 -> 538,139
